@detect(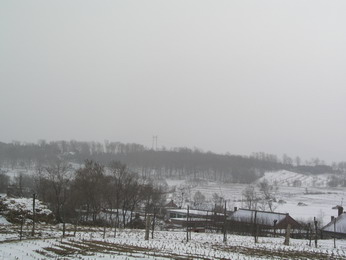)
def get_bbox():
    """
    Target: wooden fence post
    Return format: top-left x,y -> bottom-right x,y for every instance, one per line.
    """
186,206 -> 190,242
254,210 -> 258,243
308,223 -> 312,246
334,218 -> 336,249
31,193 -> 36,236
152,209 -> 156,239
314,217 -> 318,248
284,224 -> 291,246
20,215 -> 24,241
273,220 -> 277,237
223,201 -> 227,243
145,216 -> 151,240
113,219 -> 117,238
